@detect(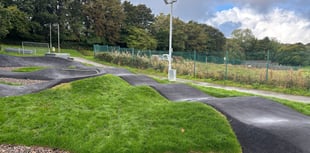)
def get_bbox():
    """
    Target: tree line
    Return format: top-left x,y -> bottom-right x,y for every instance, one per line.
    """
0,0 -> 309,66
